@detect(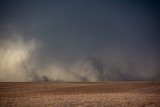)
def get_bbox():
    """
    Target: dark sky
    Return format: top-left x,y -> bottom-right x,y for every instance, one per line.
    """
0,0 -> 160,81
